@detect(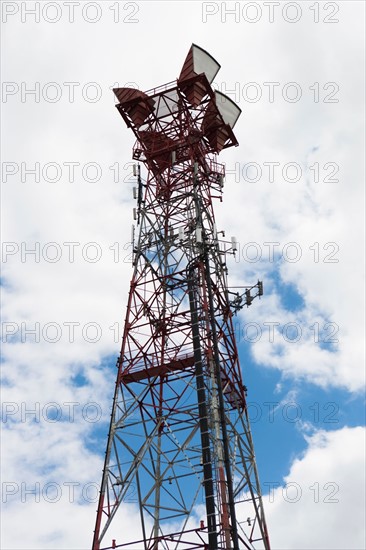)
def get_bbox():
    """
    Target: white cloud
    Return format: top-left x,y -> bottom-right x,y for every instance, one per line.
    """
265,426 -> 366,550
